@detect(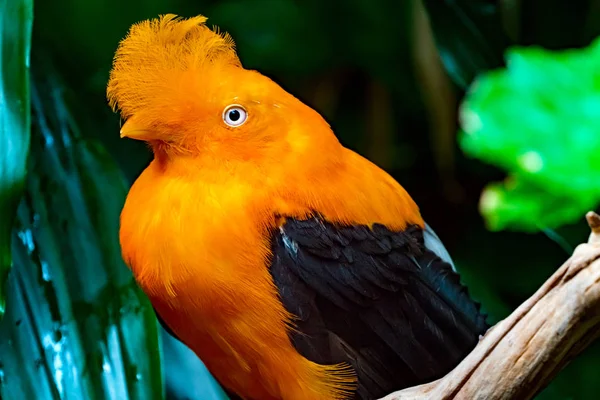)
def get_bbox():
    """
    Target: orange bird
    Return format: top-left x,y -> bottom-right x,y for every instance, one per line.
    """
108,14 -> 488,400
